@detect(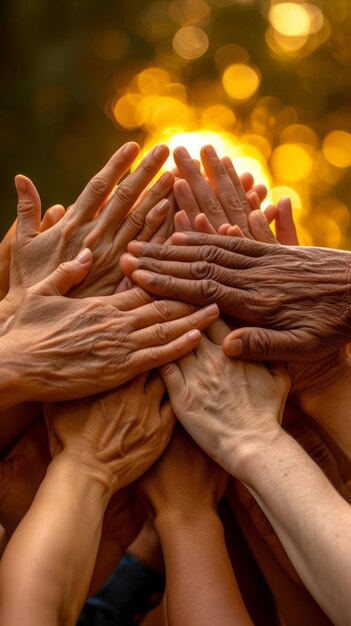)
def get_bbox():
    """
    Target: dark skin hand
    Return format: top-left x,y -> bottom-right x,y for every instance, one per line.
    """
120,233 -> 351,361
